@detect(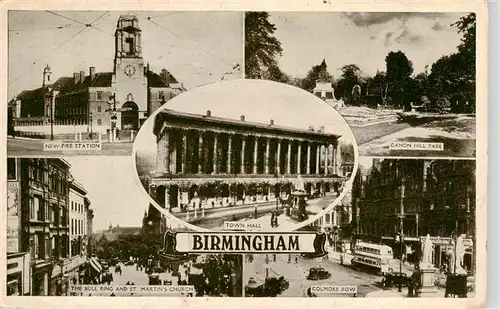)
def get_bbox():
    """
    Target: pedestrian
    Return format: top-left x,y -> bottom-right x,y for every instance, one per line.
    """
270,212 -> 275,227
